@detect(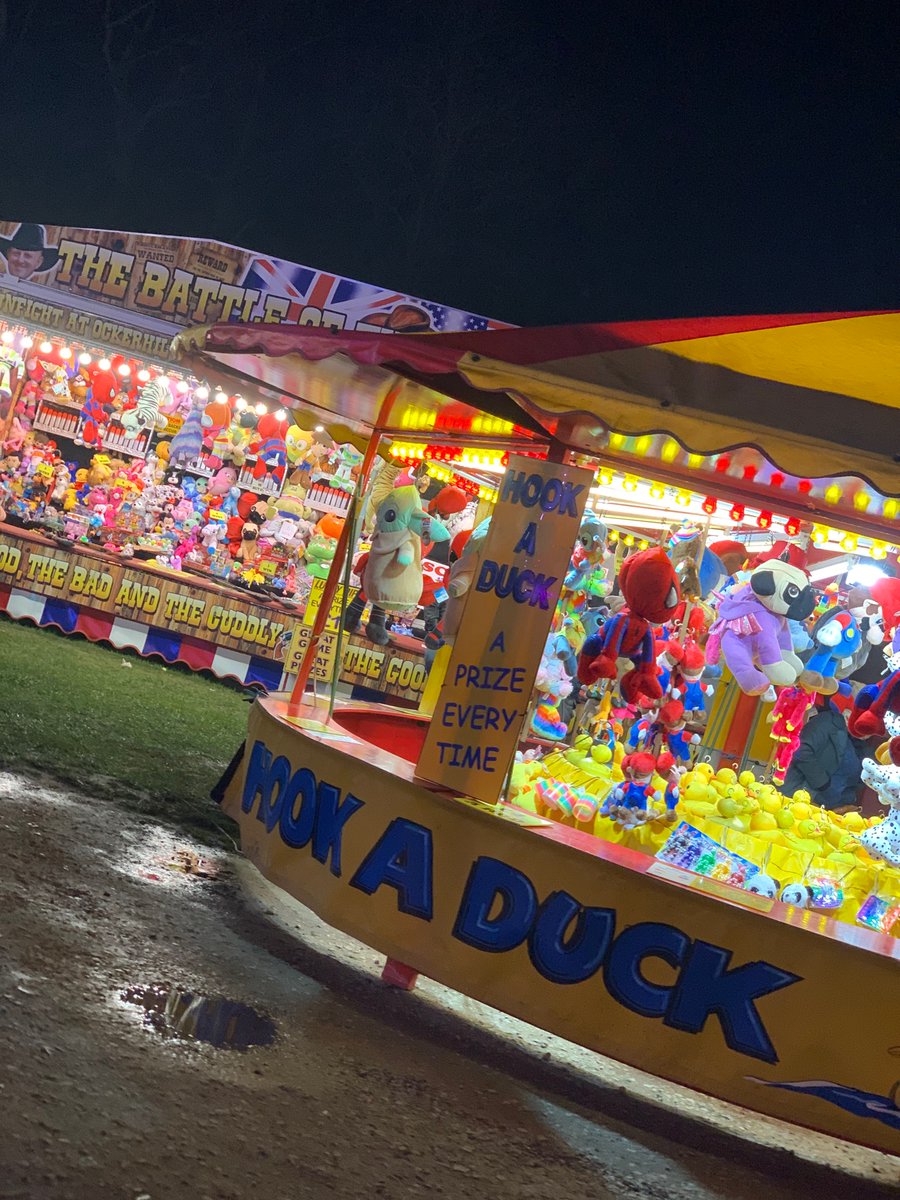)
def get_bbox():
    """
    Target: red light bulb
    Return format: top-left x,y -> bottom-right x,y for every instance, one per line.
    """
715,455 -> 731,473
702,496 -> 717,514
730,503 -> 745,522
784,516 -> 801,536
757,510 -> 773,530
